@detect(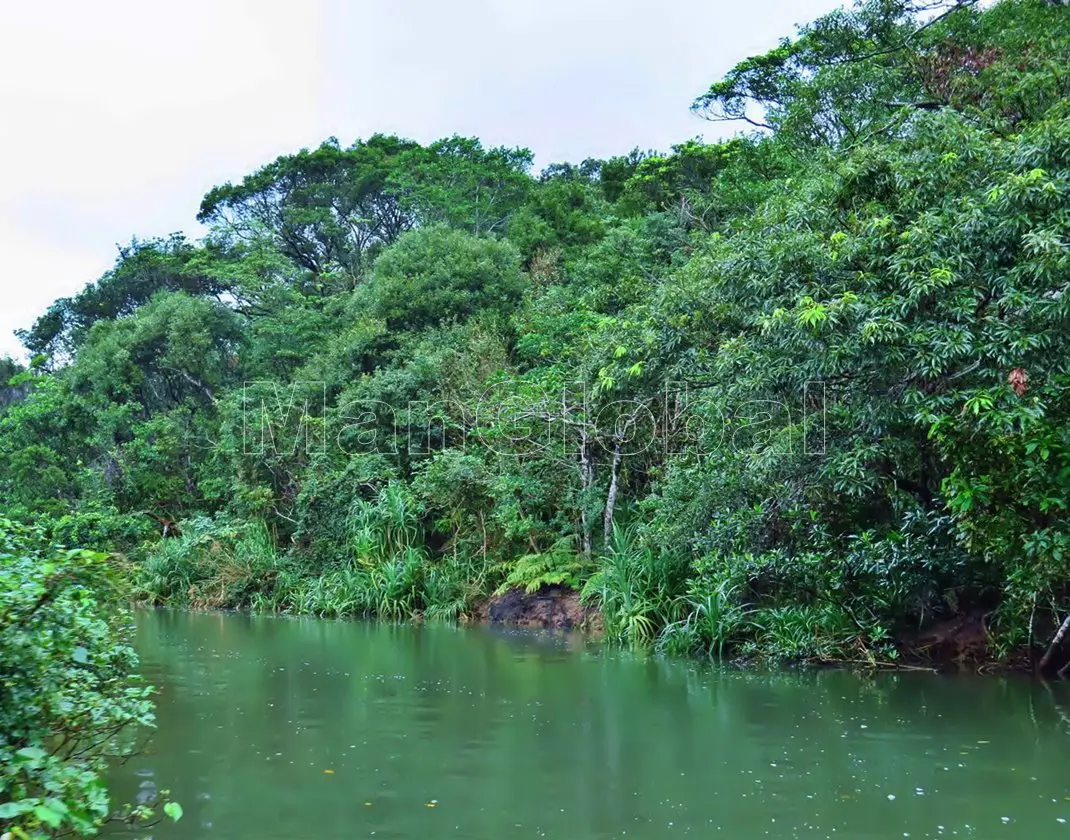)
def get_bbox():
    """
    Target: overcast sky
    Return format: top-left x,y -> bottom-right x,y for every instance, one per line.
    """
0,0 -> 839,360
